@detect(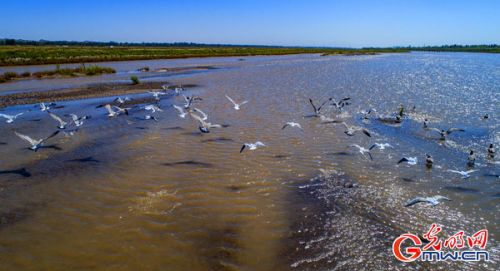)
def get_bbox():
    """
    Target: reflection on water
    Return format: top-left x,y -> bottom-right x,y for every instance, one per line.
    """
0,52 -> 499,270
